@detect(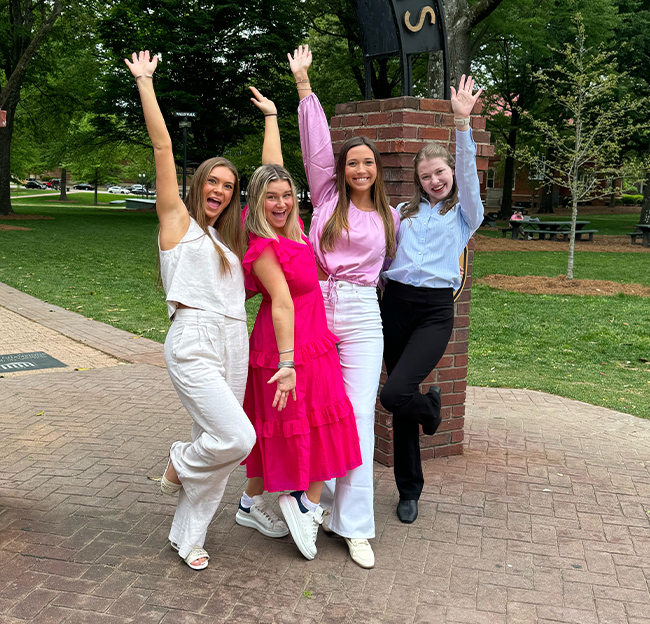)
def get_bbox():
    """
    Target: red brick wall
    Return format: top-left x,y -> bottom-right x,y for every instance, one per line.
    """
329,96 -> 490,466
